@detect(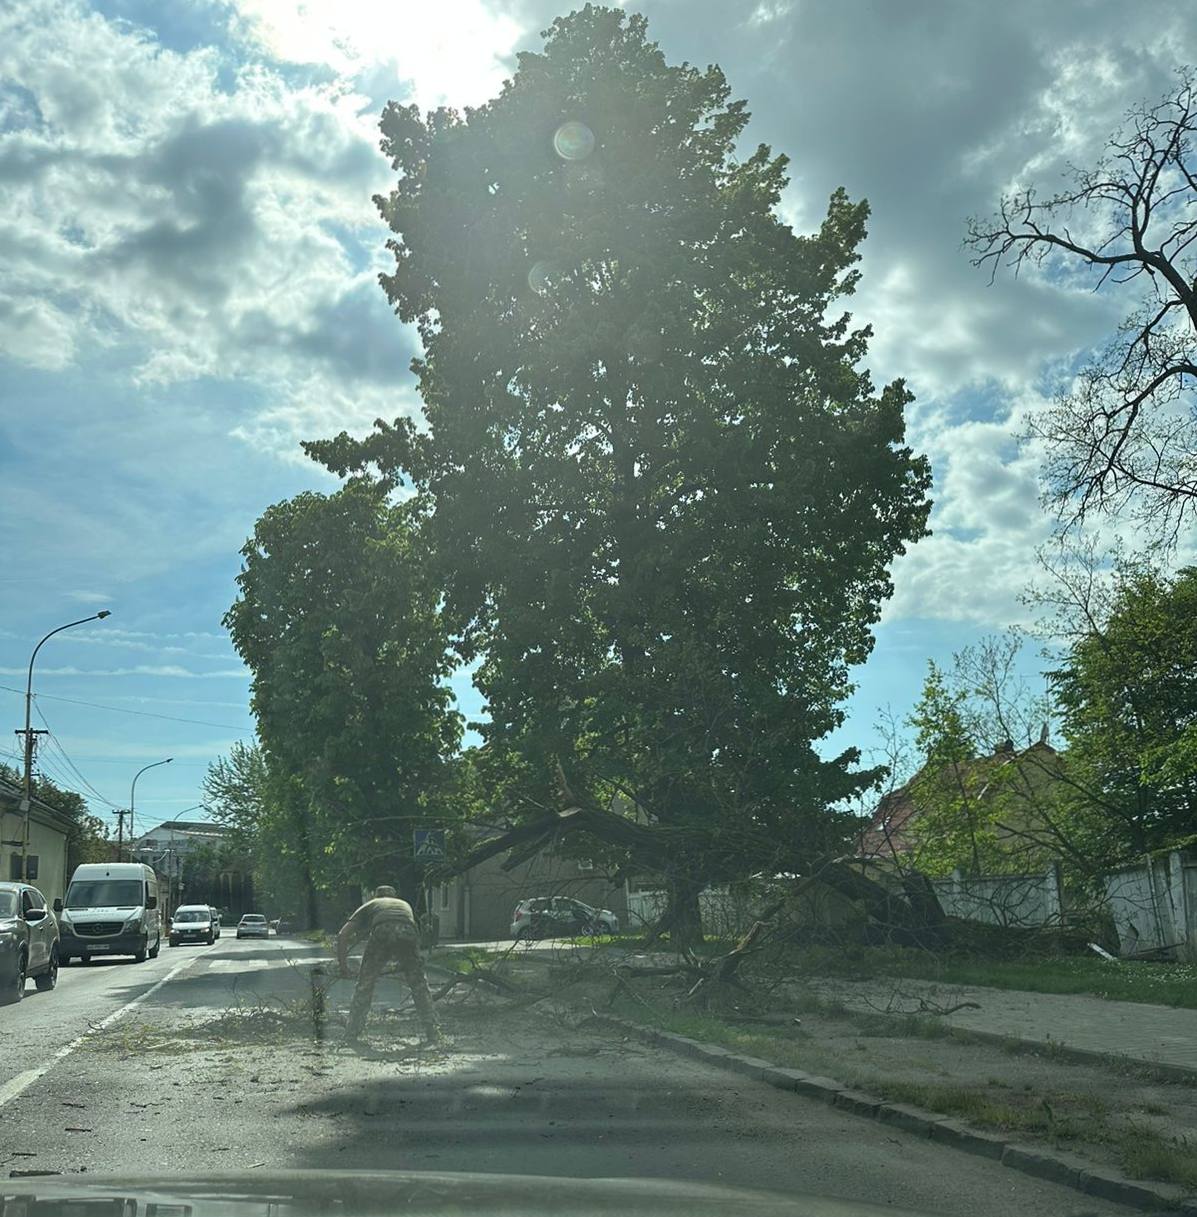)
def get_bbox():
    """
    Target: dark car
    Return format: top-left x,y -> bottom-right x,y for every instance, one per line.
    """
0,881 -> 61,1004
